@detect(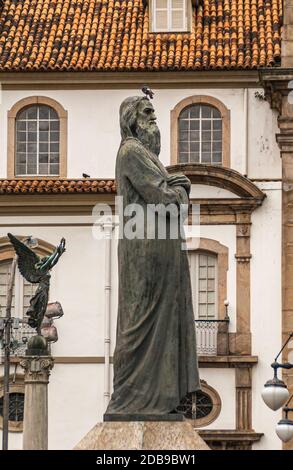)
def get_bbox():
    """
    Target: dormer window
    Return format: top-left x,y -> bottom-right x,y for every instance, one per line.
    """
152,0 -> 189,32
